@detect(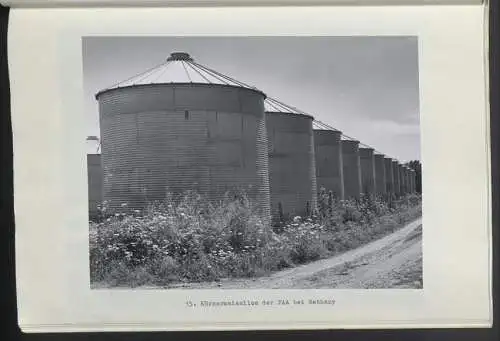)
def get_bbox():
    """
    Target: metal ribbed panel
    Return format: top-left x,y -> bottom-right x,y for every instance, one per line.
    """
384,157 -> 394,194
313,130 -> 344,200
374,154 -> 387,194
266,112 -> 317,218
409,169 -> 413,193
399,167 -> 405,194
408,170 -> 412,193
410,170 -> 415,193
255,116 -> 271,220
392,161 -> 401,195
399,165 -> 406,195
401,167 -> 409,195
341,140 -> 362,199
359,147 -> 376,194
87,154 -> 102,218
413,170 -> 417,193
97,83 -> 270,219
